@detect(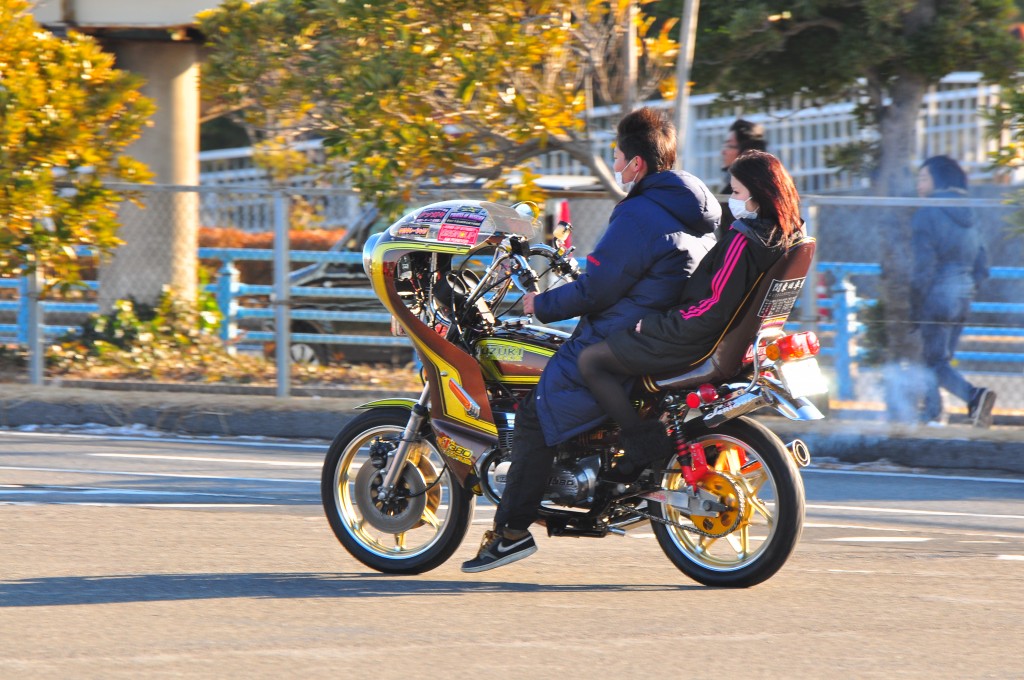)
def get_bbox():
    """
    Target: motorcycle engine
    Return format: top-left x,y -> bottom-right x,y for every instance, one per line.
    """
481,408 -> 600,506
486,454 -> 601,506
